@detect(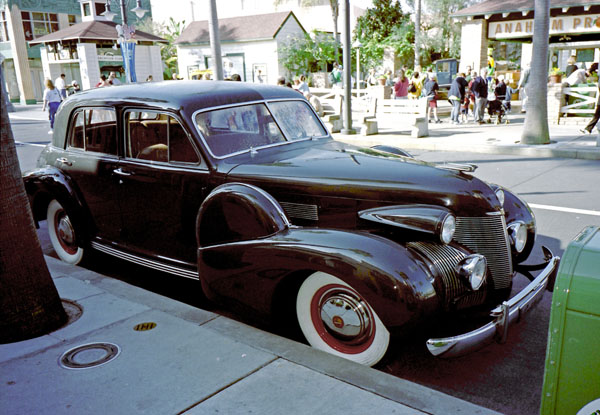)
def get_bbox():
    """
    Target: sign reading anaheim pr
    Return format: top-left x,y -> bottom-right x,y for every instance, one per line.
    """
489,14 -> 600,39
